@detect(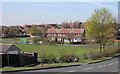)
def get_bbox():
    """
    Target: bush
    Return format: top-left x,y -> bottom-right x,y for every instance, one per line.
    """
84,49 -> 101,60
58,49 -> 79,63
104,46 -> 119,57
58,54 -> 79,63
57,42 -> 64,44
49,41 -> 57,44
32,37 -> 42,44
84,45 -> 119,60
32,37 -> 49,44
40,54 -> 58,64
39,49 -> 80,64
